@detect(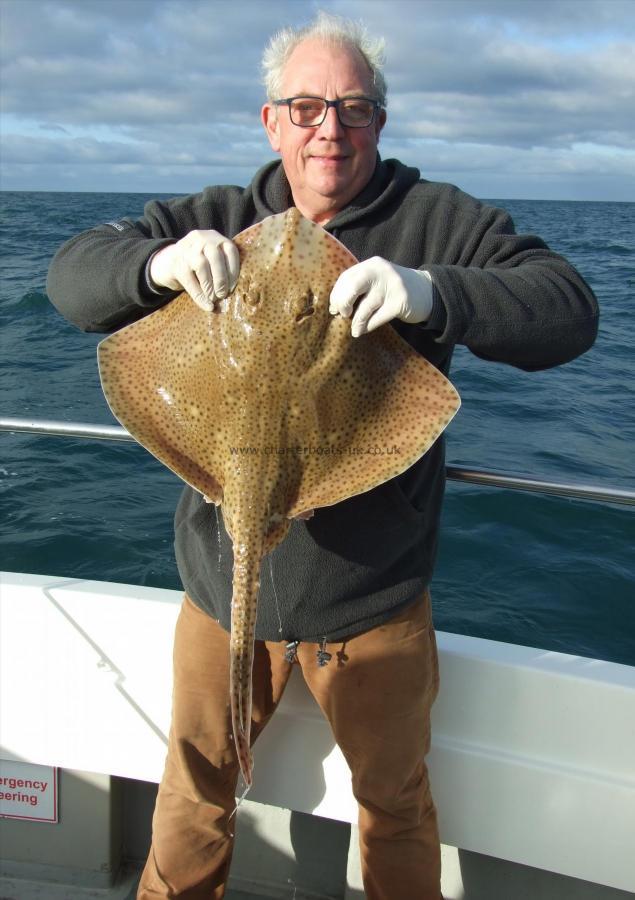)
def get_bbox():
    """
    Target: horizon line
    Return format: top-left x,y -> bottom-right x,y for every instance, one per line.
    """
1,188 -> 633,204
